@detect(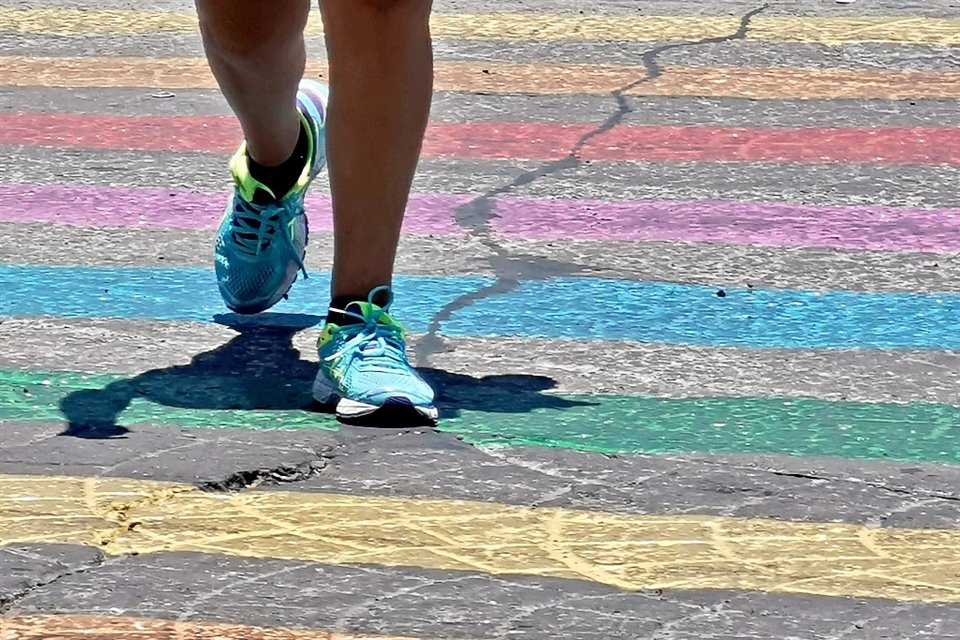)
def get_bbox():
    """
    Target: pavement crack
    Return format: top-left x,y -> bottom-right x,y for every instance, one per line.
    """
0,551 -> 105,615
196,448 -> 332,493
414,277 -> 522,360
669,456 -> 960,502
764,470 -> 960,502
765,470 -> 832,483
870,482 -> 960,502
415,3 -> 770,367
88,450 -> 332,550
